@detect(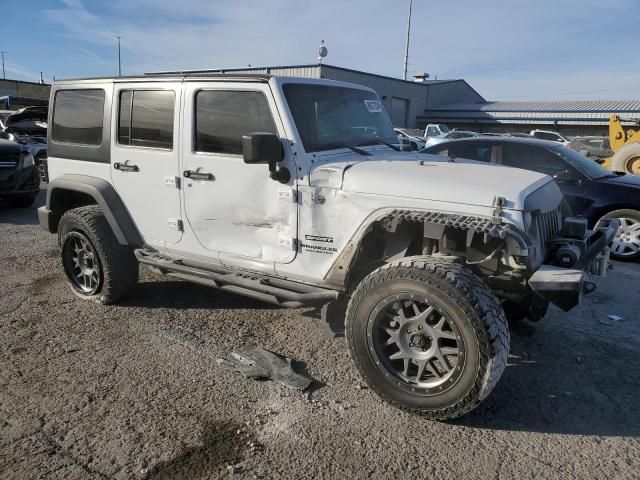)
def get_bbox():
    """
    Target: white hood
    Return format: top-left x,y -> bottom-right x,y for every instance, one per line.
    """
309,153 -> 551,211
